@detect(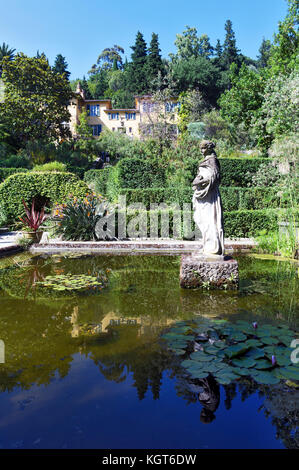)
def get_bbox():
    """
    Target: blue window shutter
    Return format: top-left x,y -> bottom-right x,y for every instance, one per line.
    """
117,113 -> 119,120
97,105 -> 100,116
